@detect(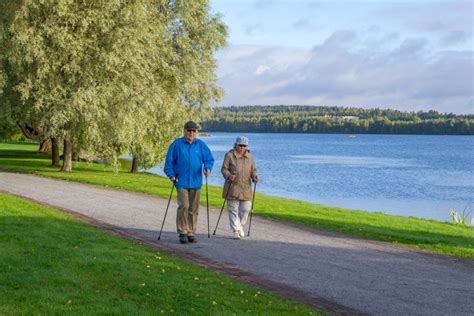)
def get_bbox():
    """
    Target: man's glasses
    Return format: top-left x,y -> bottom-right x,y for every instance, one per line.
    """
186,129 -> 198,133
237,144 -> 247,147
